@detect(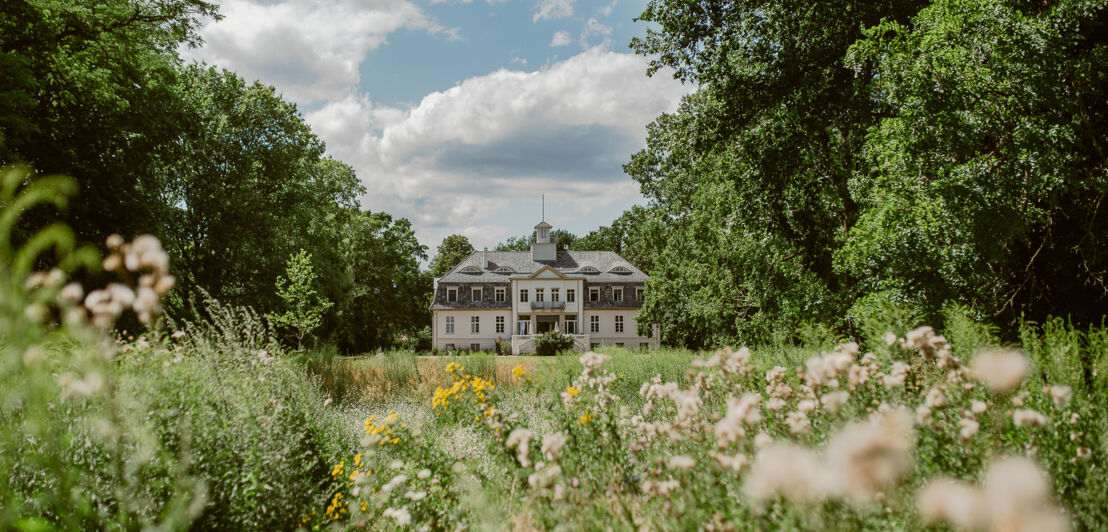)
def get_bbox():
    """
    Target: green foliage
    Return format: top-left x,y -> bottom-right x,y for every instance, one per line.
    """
534,330 -> 575,356
623,0 -> 1108,348
496,229 -> 577,252
431,234 -> 475,278
267,249 -> 332,350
